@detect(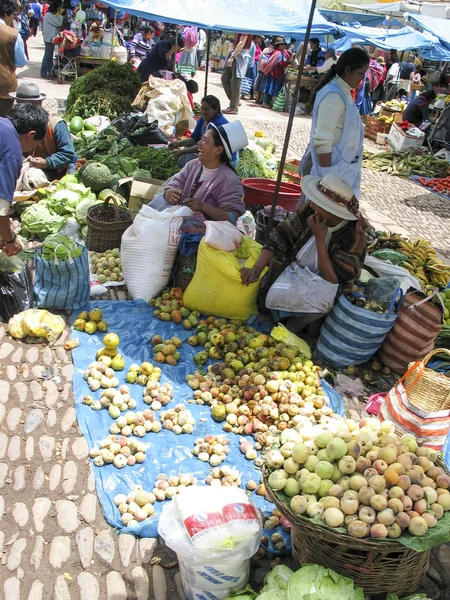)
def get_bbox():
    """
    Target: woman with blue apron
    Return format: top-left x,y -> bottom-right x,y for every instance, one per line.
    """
299,48 -> 370,202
